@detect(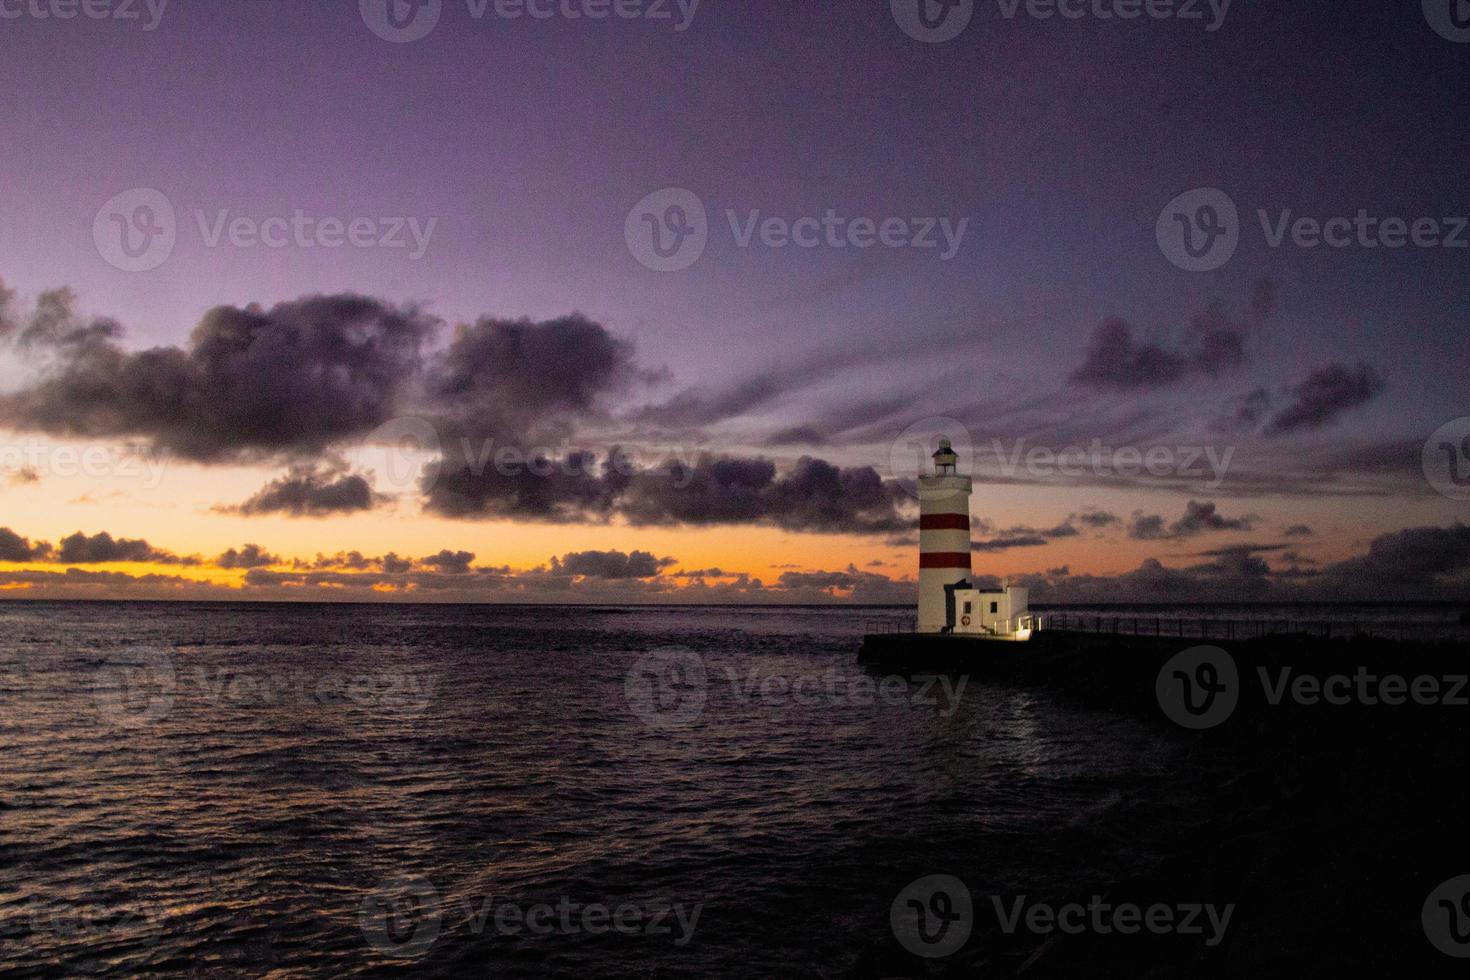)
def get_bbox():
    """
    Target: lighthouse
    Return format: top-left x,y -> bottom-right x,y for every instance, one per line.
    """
917,438 -> 973,633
